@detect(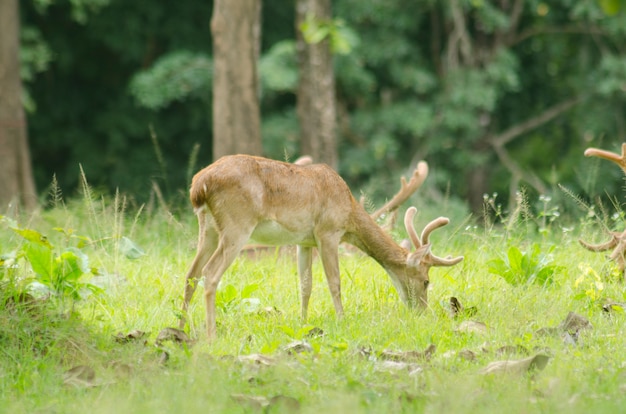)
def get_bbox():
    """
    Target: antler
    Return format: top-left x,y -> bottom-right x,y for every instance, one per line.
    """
584,143 -> 626,173
370,161 -> 429,220
579,231 -> 626,275
404,206 -> 464,266
579,233 -> 620,252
